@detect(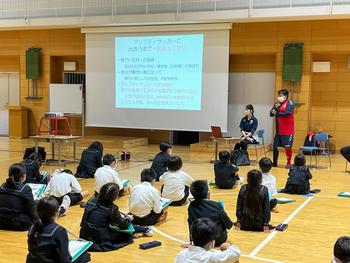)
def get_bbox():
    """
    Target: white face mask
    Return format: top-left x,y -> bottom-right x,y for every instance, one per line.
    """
278,96 -> 286,103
